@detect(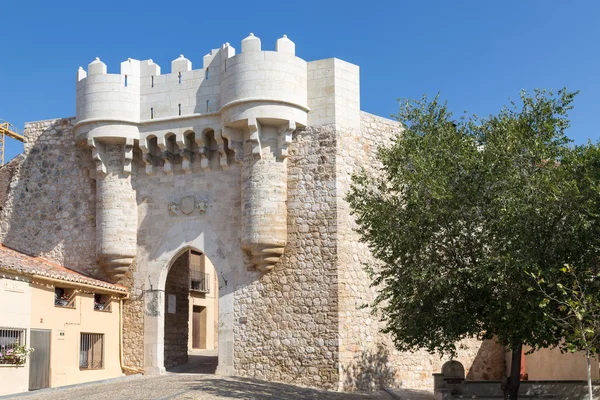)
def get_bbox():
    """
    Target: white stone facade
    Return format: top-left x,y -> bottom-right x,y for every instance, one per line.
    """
0,34 -> 503,391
